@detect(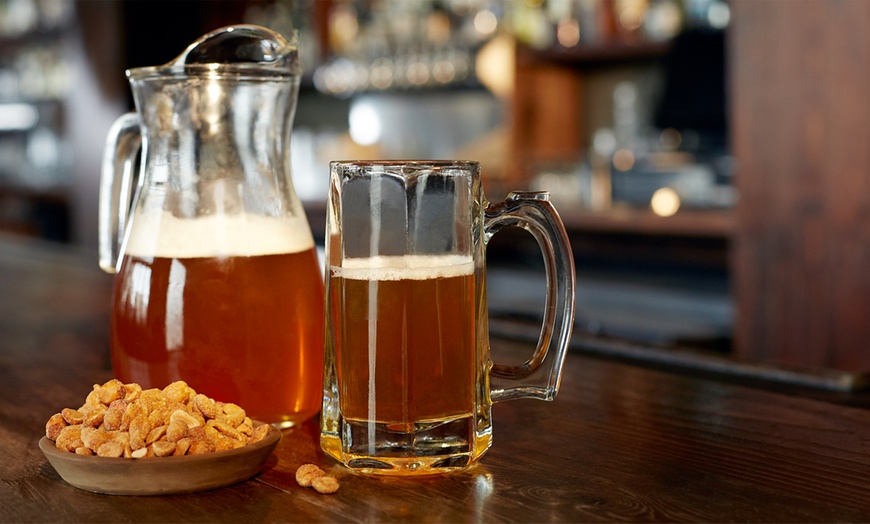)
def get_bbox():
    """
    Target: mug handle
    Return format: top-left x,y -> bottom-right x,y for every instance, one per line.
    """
484,191 -> 576,402
98,112 -> 141,274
